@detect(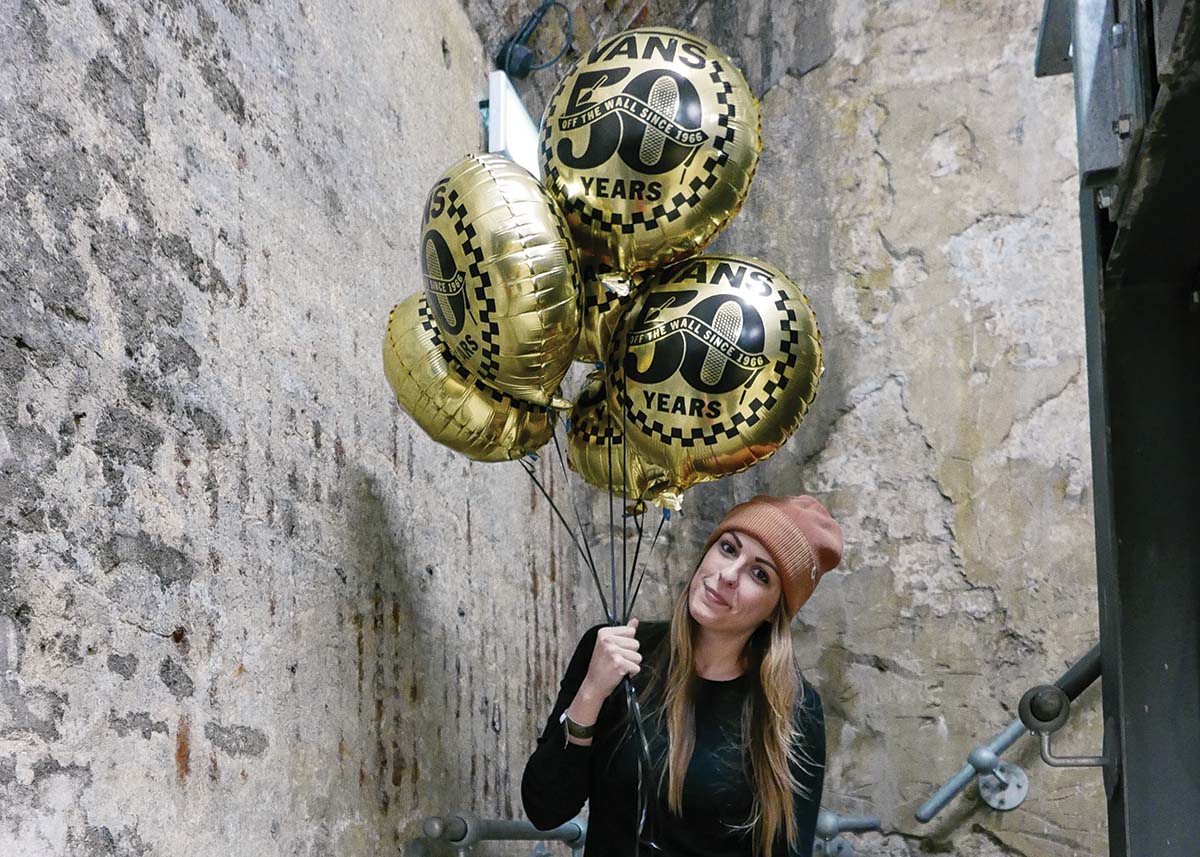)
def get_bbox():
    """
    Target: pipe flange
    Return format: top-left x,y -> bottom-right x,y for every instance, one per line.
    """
977,762 -> 1028,811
